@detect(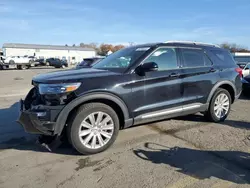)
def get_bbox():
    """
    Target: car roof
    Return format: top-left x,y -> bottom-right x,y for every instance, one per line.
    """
130,41 -> 222,50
